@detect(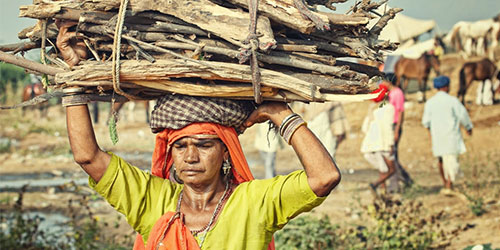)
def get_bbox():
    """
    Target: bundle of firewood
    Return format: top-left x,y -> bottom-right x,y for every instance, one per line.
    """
1,0 -> 401,103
